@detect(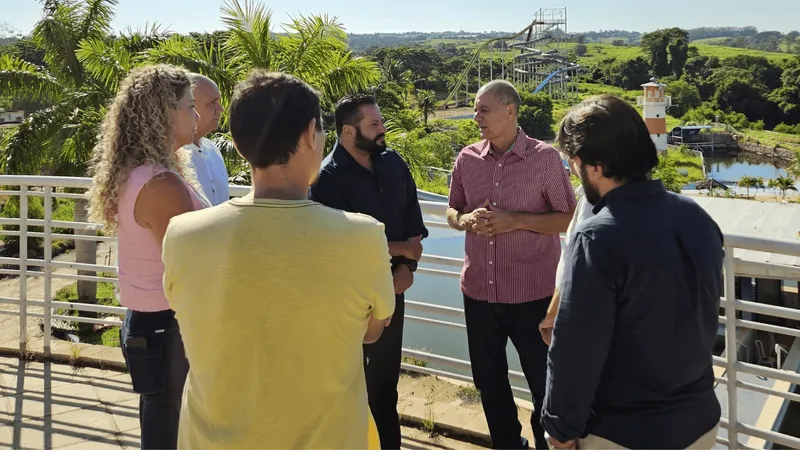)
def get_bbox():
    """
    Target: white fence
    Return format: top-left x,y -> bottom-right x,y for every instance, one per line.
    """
1,175 -> 800,449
